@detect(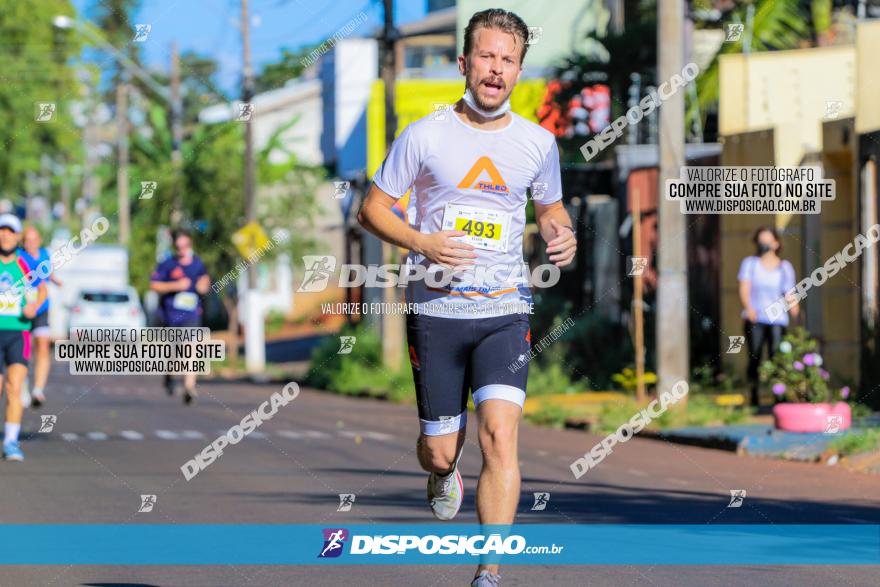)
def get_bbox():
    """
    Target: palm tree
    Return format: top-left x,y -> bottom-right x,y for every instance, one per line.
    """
690,0 -> 831,127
